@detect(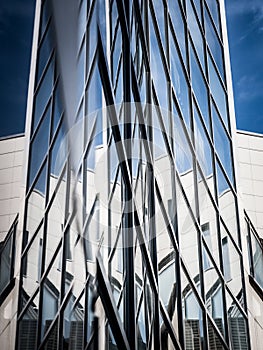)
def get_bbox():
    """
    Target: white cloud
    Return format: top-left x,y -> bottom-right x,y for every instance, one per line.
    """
227,0 -> 263,20
236,75 -> 263,101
